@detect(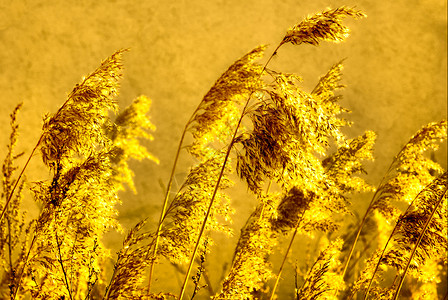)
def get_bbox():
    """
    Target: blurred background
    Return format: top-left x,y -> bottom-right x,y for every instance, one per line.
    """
0,0 -> 446,297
